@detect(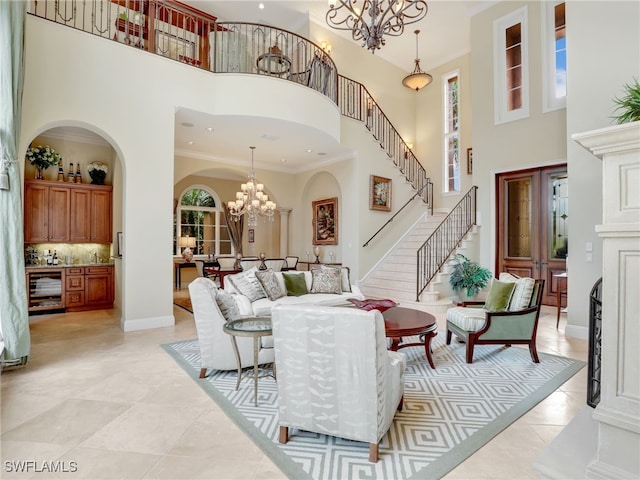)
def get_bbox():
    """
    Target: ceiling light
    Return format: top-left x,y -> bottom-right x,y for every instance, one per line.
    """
206,127 -> 214,132
186,141 -> 194,145
258,2 -> 264,9
227,147 -> 276,228
326,0 -> 429,53
306,149 -> 313,153
402,29 -> 432,91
